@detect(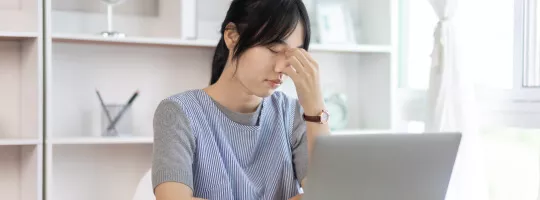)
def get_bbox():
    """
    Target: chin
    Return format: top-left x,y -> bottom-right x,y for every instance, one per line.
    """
252,88 -> 276,98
